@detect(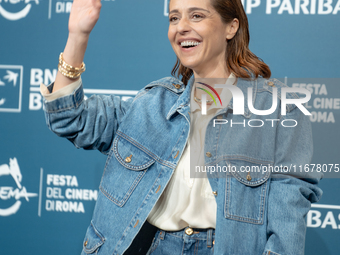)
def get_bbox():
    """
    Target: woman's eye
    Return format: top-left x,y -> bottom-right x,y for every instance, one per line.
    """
192,14 -> 204,19
169,17 -> 178,22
